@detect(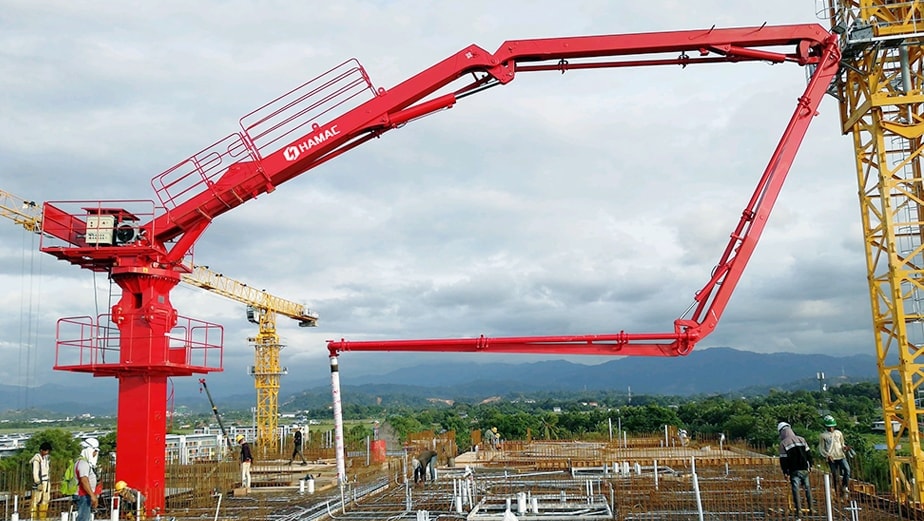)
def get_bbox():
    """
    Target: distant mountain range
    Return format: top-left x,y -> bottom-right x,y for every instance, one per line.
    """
342,347 -> 877,394
1,348 -> 879,415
